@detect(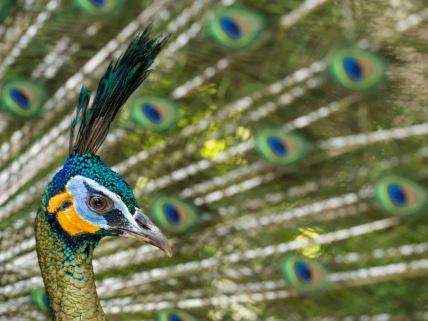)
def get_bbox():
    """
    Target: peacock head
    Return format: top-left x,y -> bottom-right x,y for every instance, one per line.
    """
42,153 -> 171,255
40,30 -> 170,255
